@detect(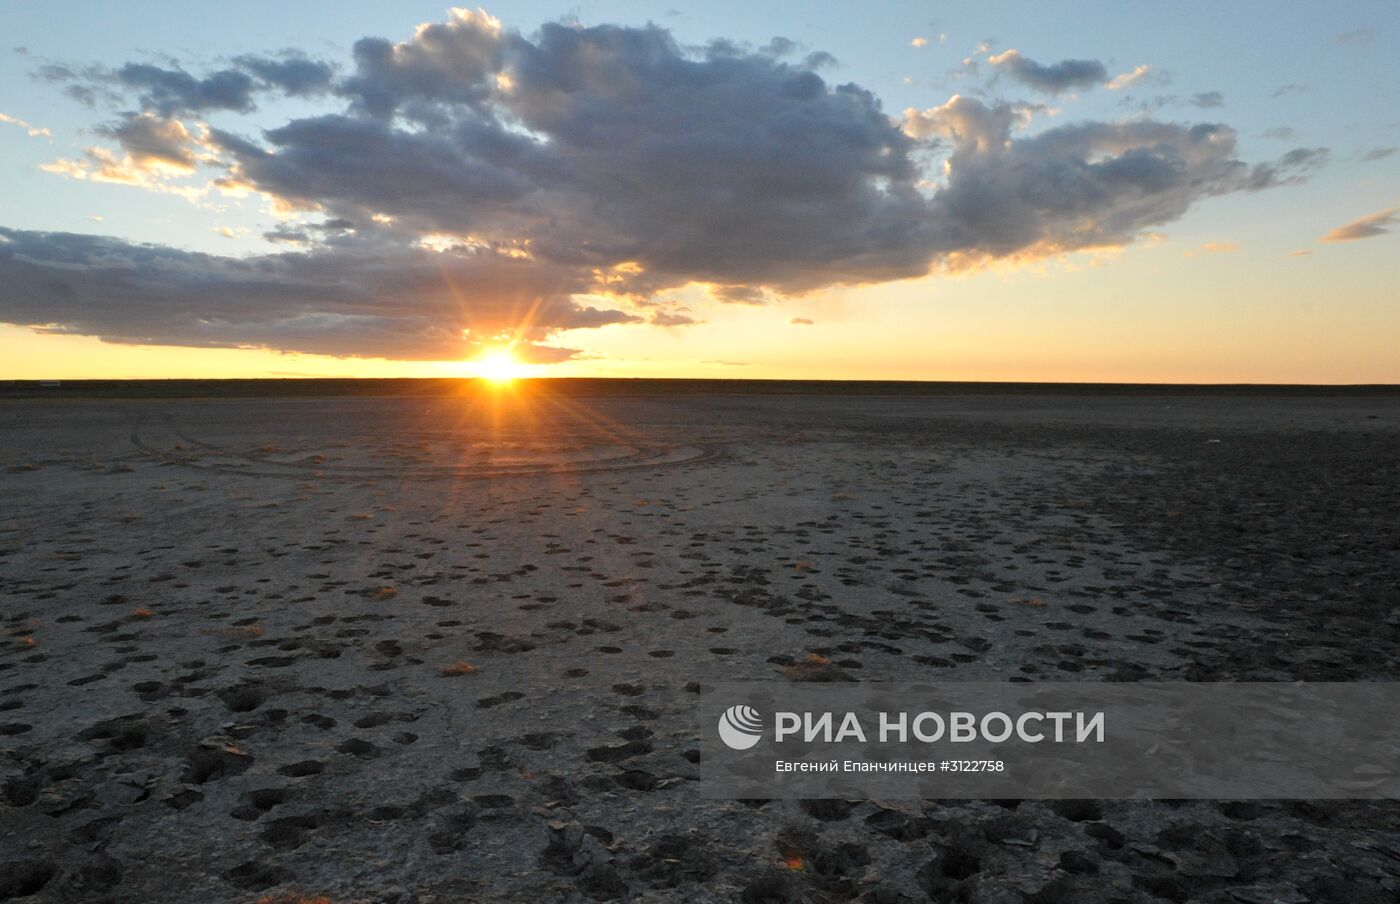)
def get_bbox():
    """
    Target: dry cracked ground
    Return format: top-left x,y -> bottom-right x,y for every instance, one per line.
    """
1,389 -> 1398,903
